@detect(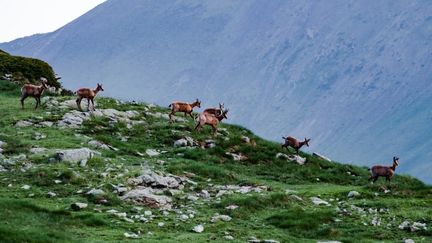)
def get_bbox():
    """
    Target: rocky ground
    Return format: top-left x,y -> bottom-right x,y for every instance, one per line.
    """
0,80 -> 431,242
